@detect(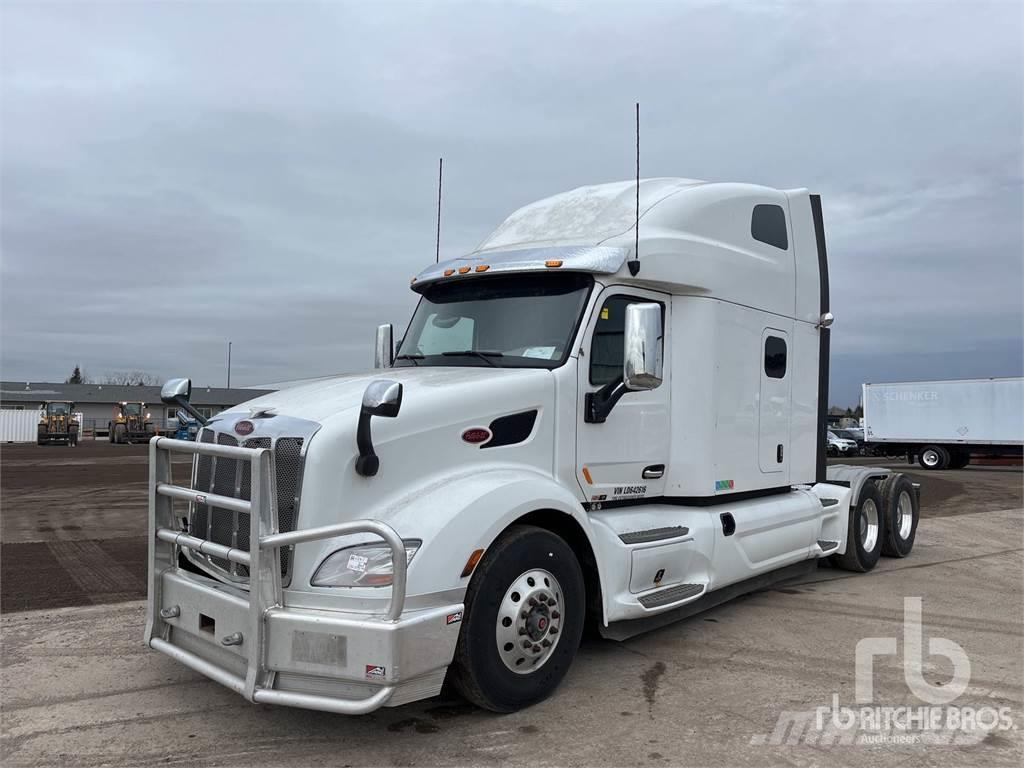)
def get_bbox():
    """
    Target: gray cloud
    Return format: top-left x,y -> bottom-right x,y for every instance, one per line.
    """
2,0 -> 1021,404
